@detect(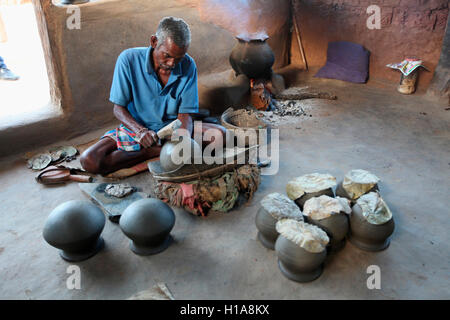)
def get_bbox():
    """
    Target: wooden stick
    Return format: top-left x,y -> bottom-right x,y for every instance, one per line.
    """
292,1 -> 308,70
